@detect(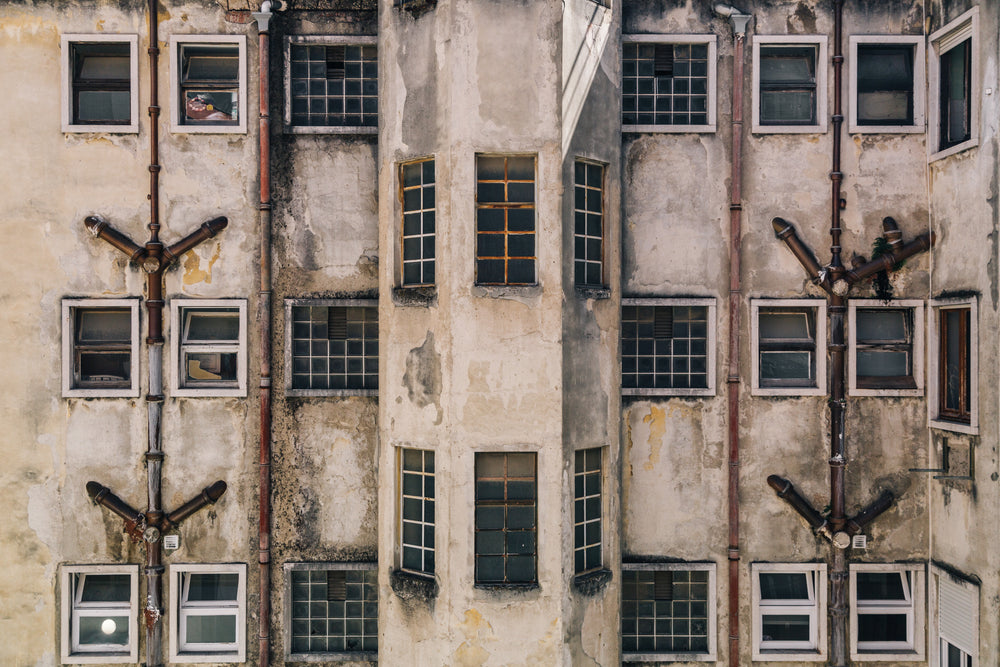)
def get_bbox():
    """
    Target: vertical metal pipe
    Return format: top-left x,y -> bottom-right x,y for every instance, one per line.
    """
253,7 -> 274,666
828,2 -> 849,665
722,11 -> 749,667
